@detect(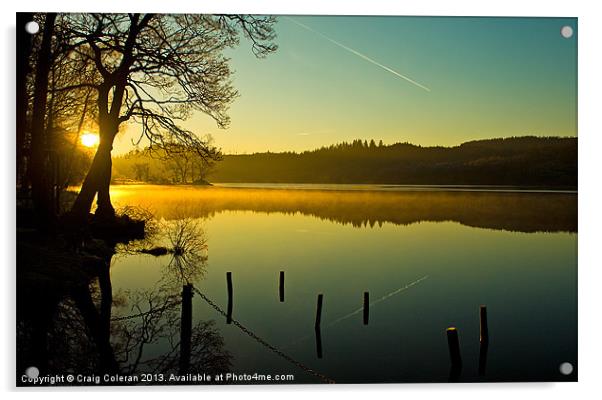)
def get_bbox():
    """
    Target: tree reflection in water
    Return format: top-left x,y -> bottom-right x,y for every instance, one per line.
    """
109,186 -> 578,233
17,216 -> 231,383
164,217 -> 208,287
